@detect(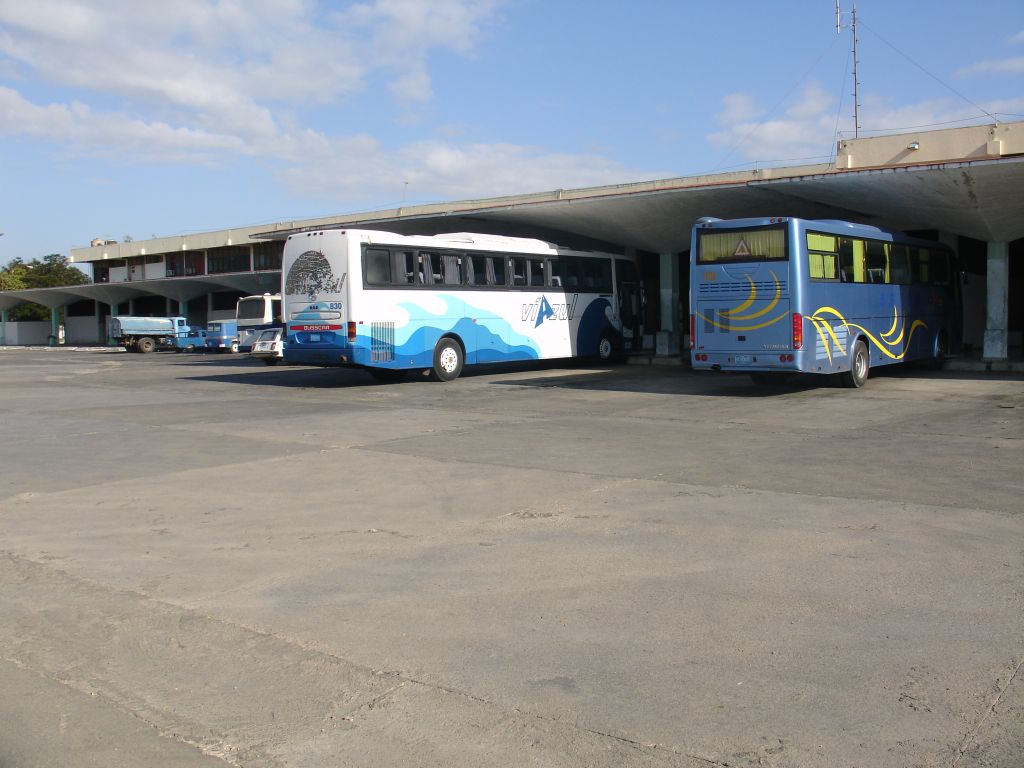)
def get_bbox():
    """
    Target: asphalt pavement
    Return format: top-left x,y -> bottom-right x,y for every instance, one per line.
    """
0,348 -> 1021,767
